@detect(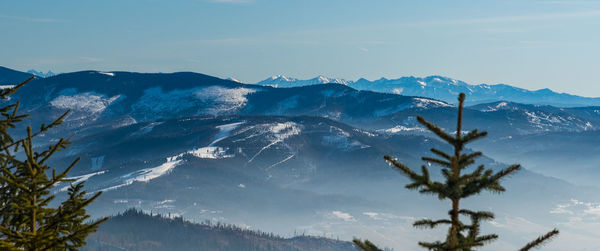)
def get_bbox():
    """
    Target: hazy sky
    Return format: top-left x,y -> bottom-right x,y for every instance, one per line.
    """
1,0 -> 600,96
